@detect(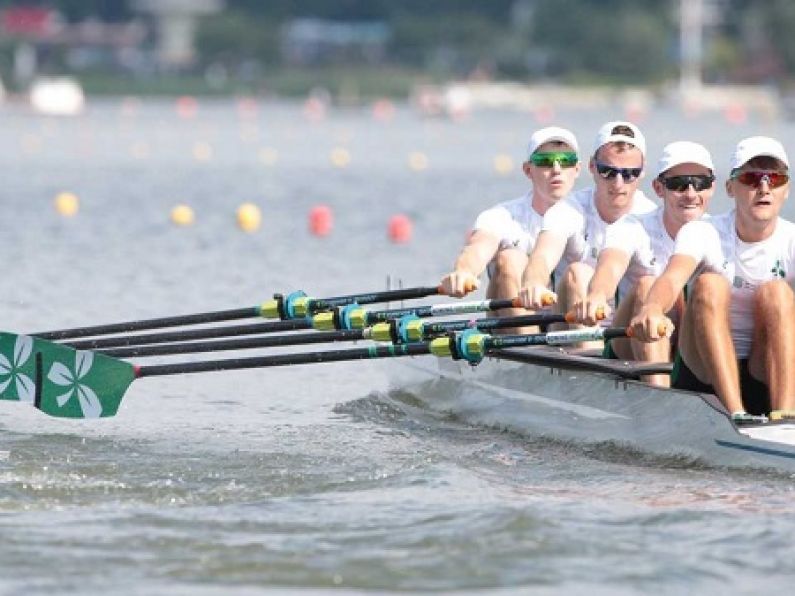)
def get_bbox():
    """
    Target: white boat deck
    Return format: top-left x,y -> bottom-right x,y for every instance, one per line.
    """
393,348 -> 795,476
